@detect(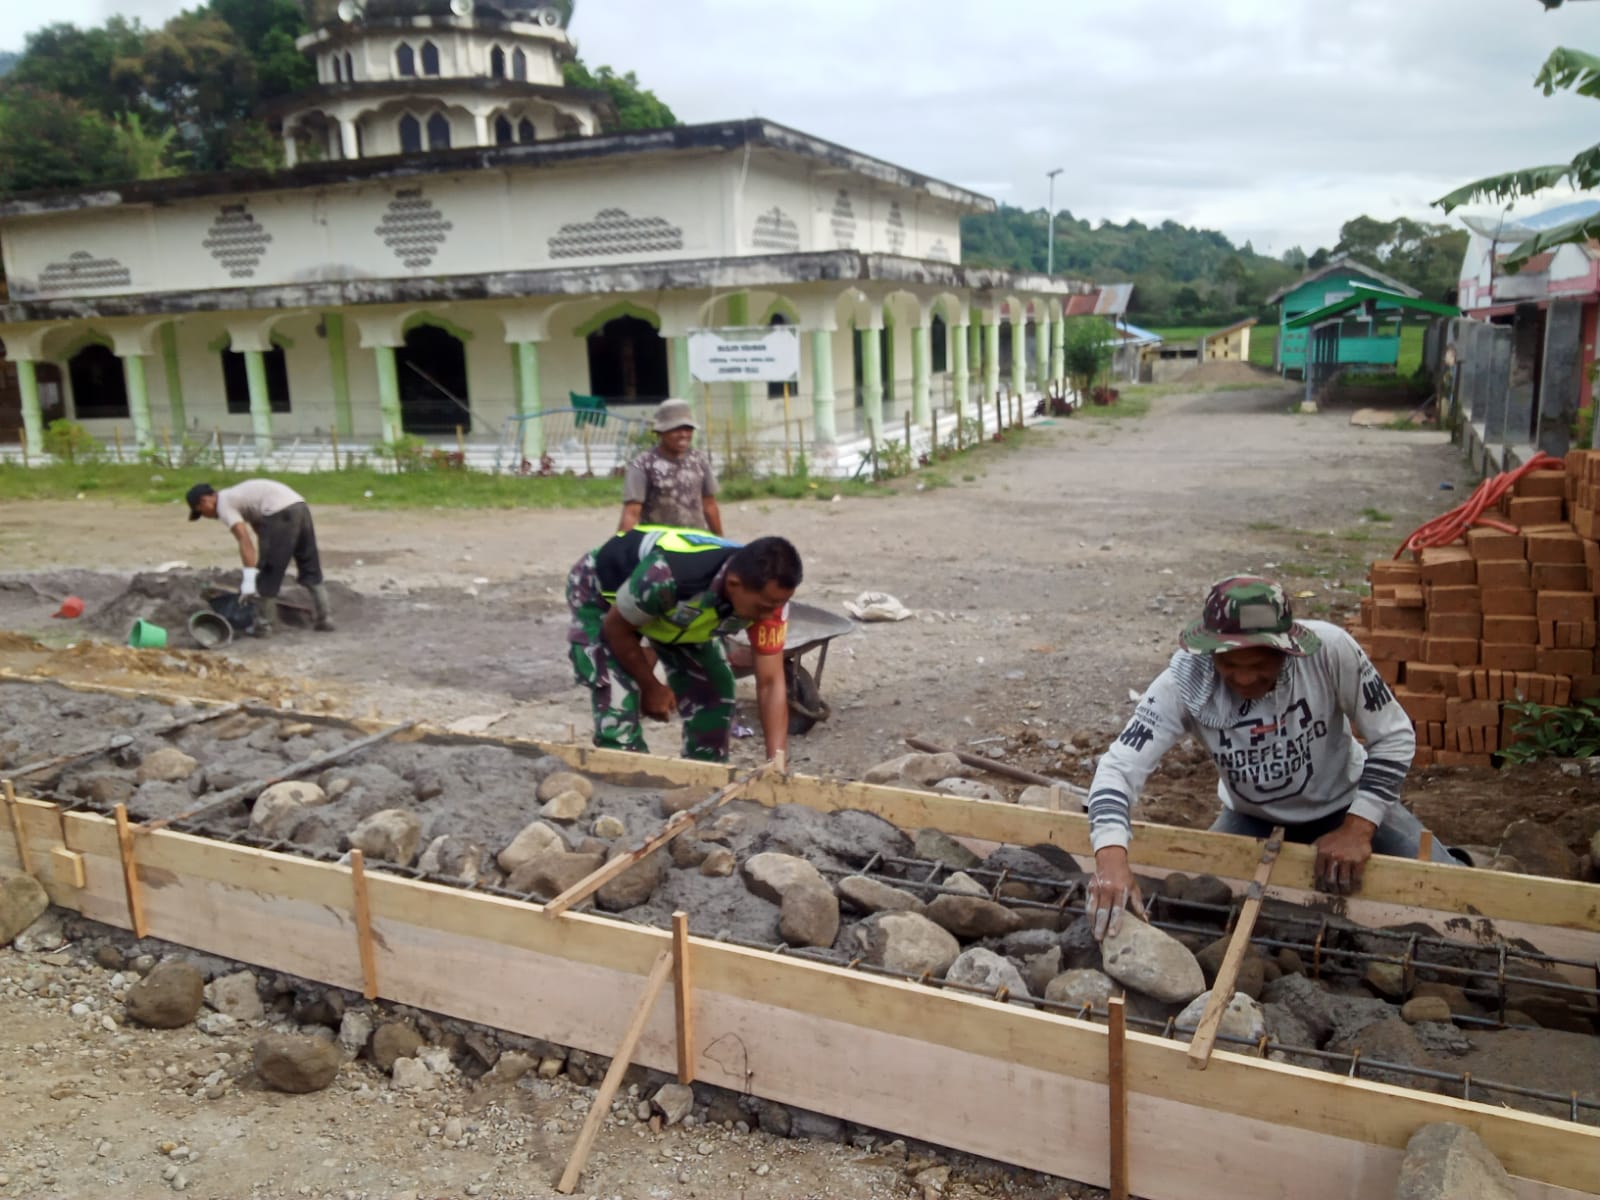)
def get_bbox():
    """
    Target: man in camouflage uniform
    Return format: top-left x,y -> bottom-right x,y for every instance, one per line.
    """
618,399 -> 722,535
567,526 -> 801,762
